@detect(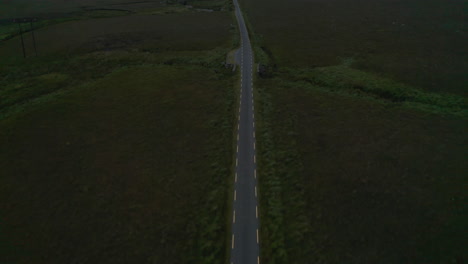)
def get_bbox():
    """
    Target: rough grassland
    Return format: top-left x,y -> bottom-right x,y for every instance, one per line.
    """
0,64 -> 235,264
0,7 -> 236,264
240,0 -> 467,95
0,0 -> 161,19
256,78 -> 467,264
0,11 -> 231,60
241,0 -> 467,263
